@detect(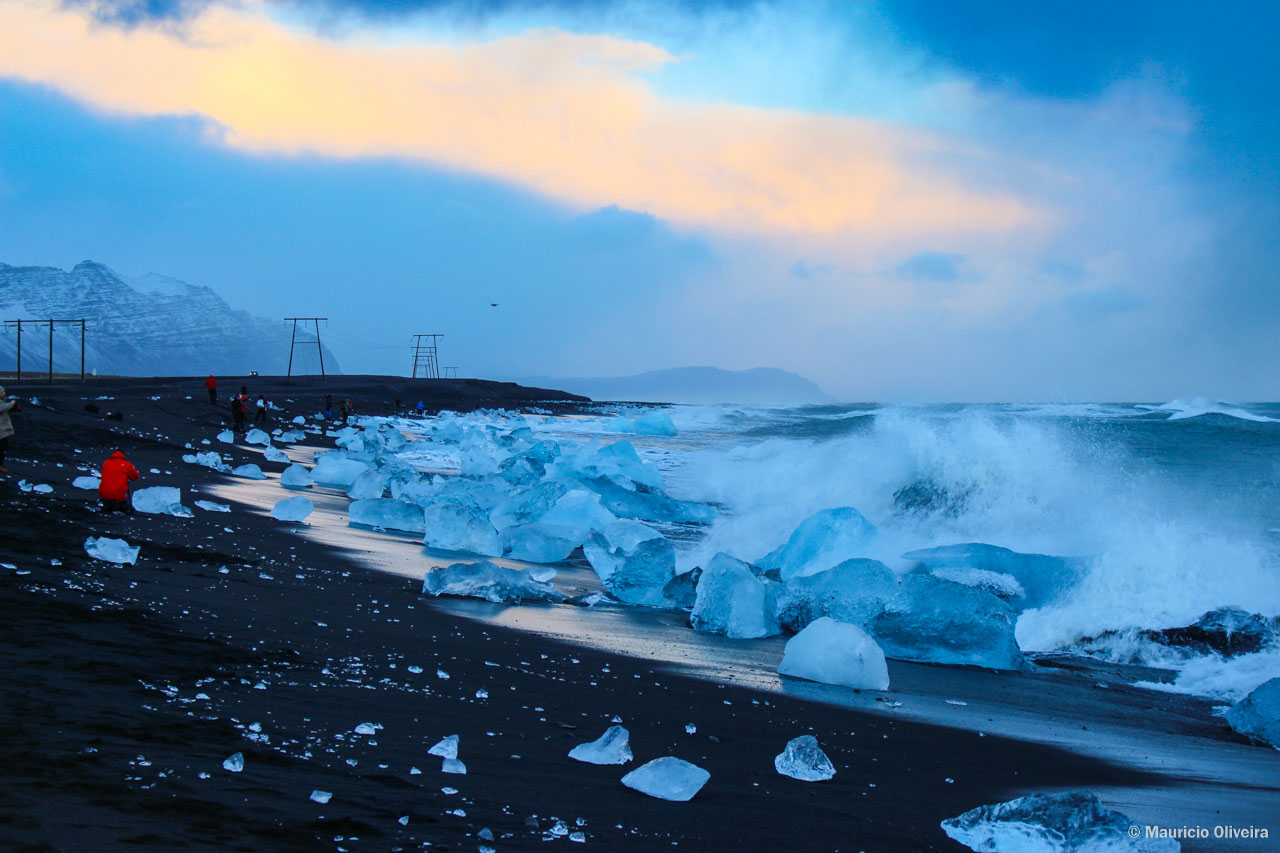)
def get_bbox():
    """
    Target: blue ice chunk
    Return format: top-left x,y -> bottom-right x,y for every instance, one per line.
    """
775,558 -> 898,632
1226,677 -> 1280,749
758,507 -> 878,580
691,554 -> 780,638
870,575 -> 1023,670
